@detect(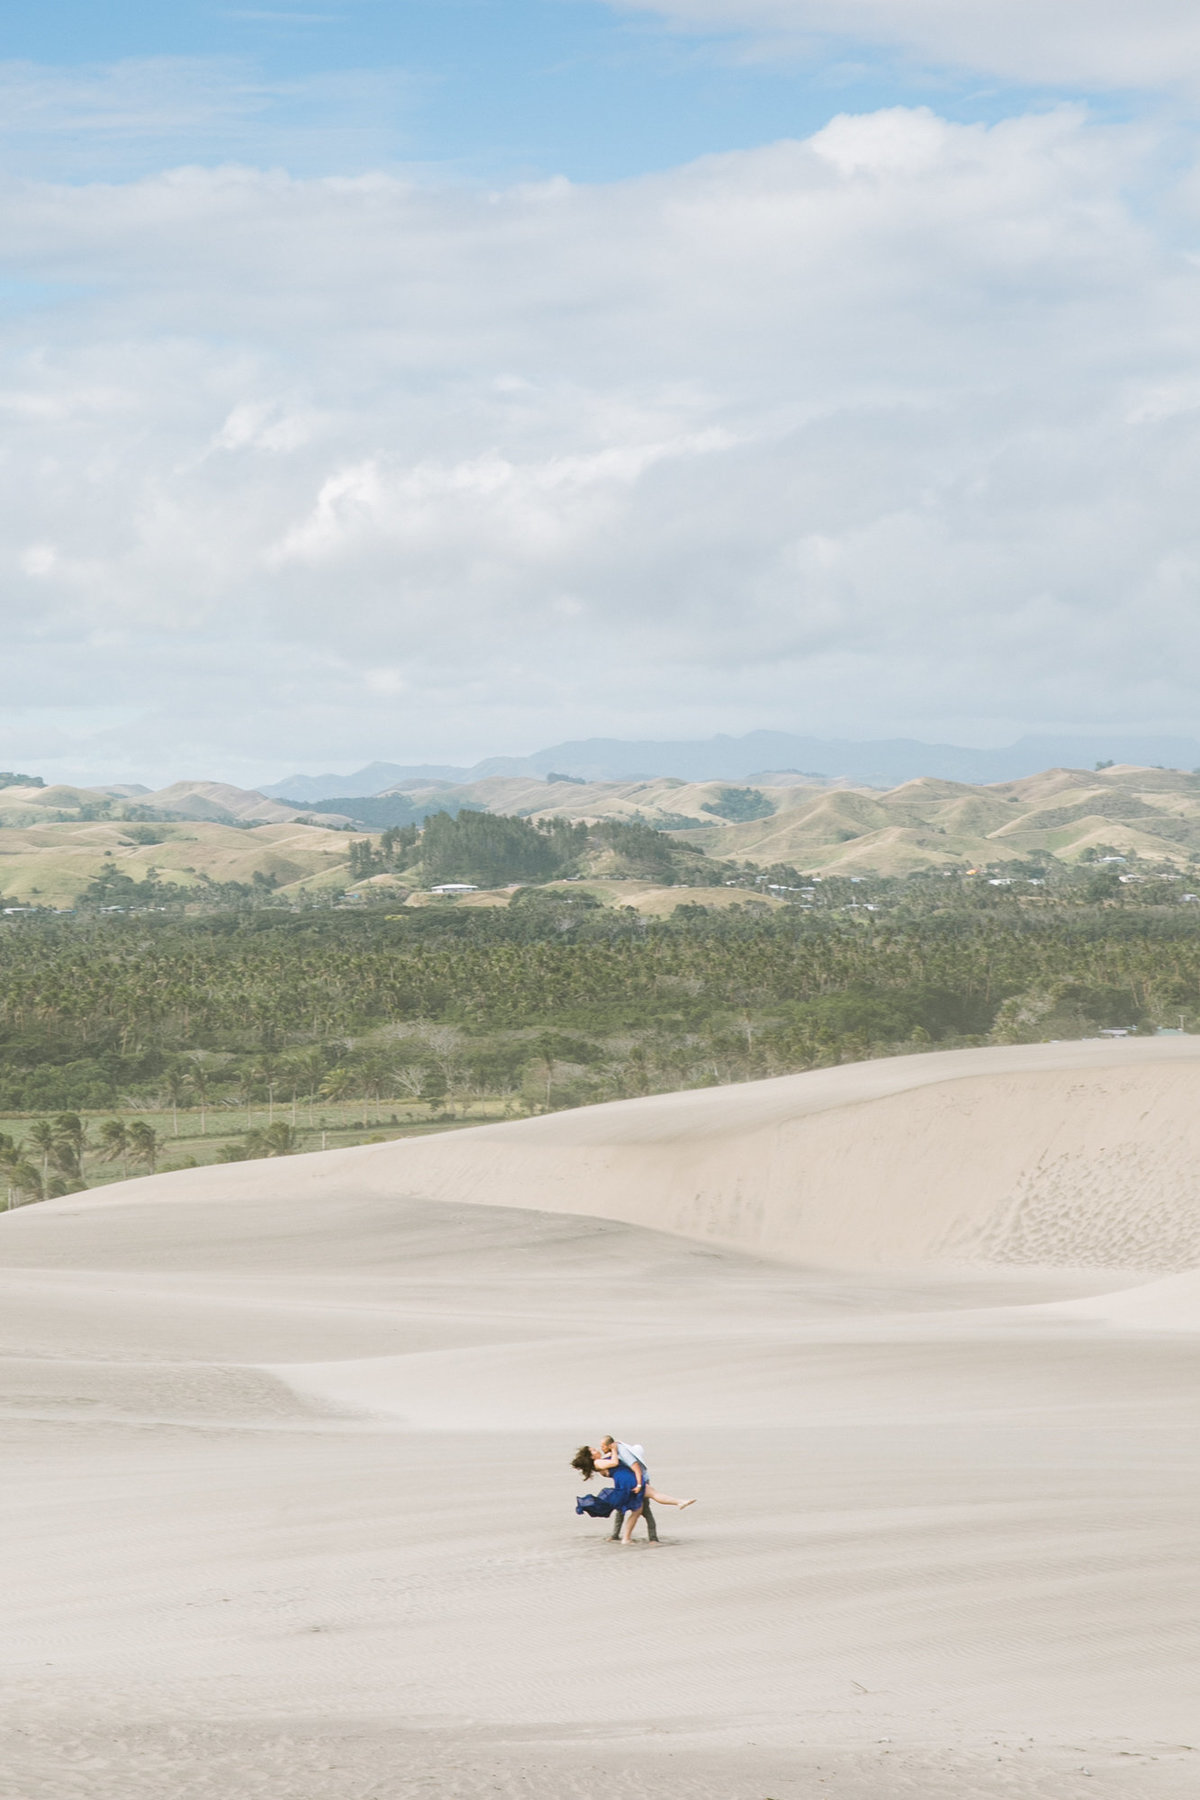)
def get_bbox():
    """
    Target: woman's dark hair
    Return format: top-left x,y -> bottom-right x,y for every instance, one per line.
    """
571,1445 -> 597,1478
